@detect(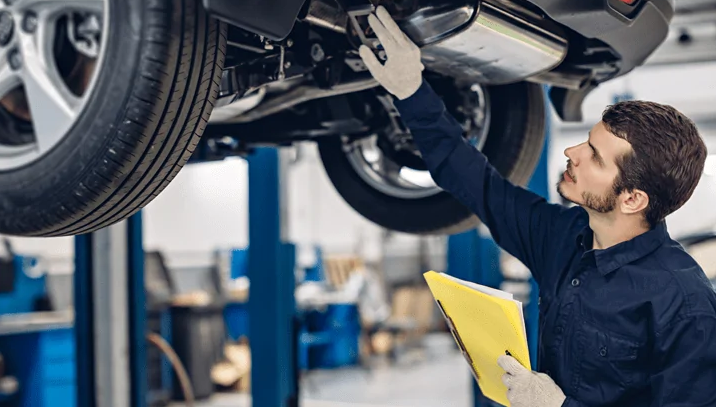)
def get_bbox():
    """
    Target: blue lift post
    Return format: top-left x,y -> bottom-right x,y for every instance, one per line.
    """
74,211 -> 147,407
73,233 -> 95,407
524,91 -> 553,369
247,147 -> 299,407
128,213 -> 148,407
447,91 -> 552,406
